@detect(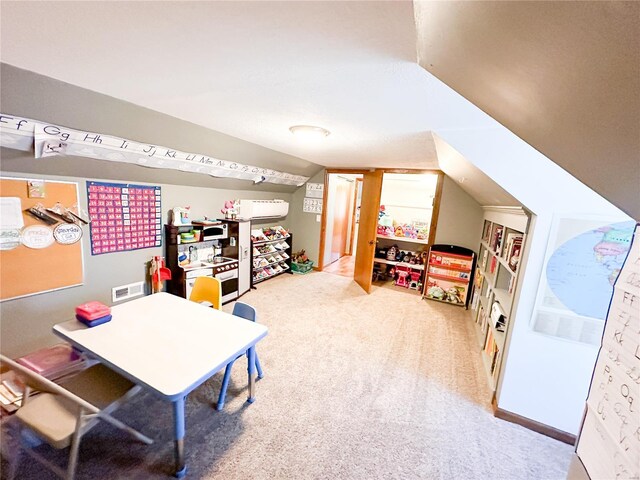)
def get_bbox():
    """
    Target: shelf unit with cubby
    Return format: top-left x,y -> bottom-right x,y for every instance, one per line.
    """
422,245 -> 475,308
470,207 -> 529,393
251,228 -> 293,286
